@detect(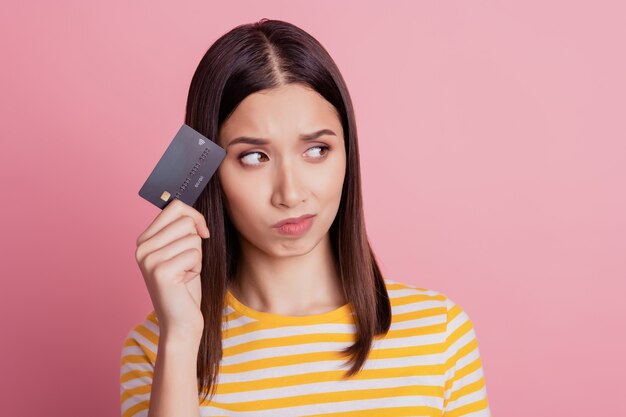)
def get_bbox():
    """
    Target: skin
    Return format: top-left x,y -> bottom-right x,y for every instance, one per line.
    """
216,82 -> 348,316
